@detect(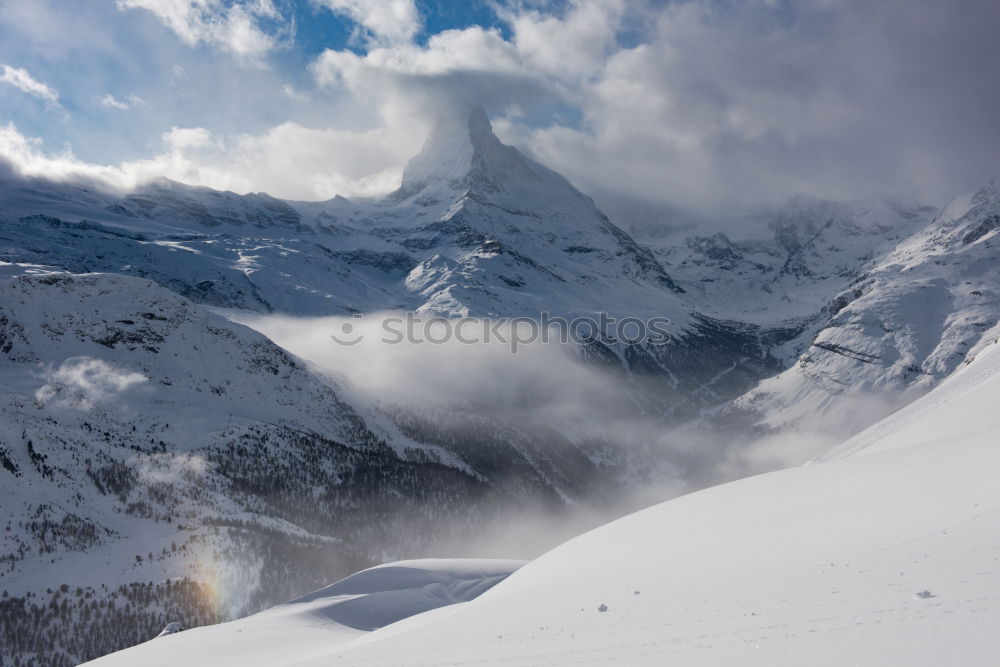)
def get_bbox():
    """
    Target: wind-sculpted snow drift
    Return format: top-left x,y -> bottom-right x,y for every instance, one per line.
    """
1,107 -> 999,666
86,559 -> 524,667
